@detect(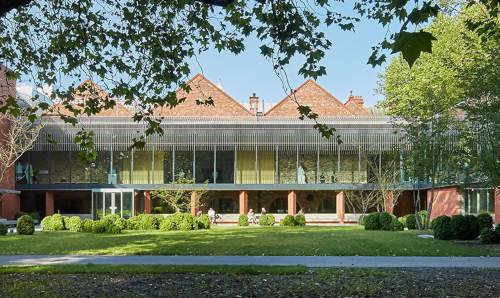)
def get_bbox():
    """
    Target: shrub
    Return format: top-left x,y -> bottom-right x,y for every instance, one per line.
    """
379,212 -> 393,231
107,224 -> 122,234
159,217 -> 176,231
17,215 -> 34,235
62,216 -> 70,230
294,214 -> 306,226
0,223 -> 7,236
114,218 -> 127,231
126,216 -> 141,230
451,215 -> 480,240
432,215 -> 454,240
364,213 -> 380,230
280,215 -> 296,226
418,210 -> 428,227
41,214 -> 65,231
196,214 -> 210,230
477,213 -> 493,230
92,220 -> 106,233
81,219 -> 94,232
405,214 -> 417,230
259,214 -> 269,226
67,216 -> 82,232
138,214 -> 162,230
463,215 -> 480,240
358,214 -> 366,226
16,212 -> 40,222
267,214 -> 276,226
480,228 -> 499,244
179,213 -> 197,231
397,216 -> 407,228
391,216 -> 404,231
238,214 -> 249,226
